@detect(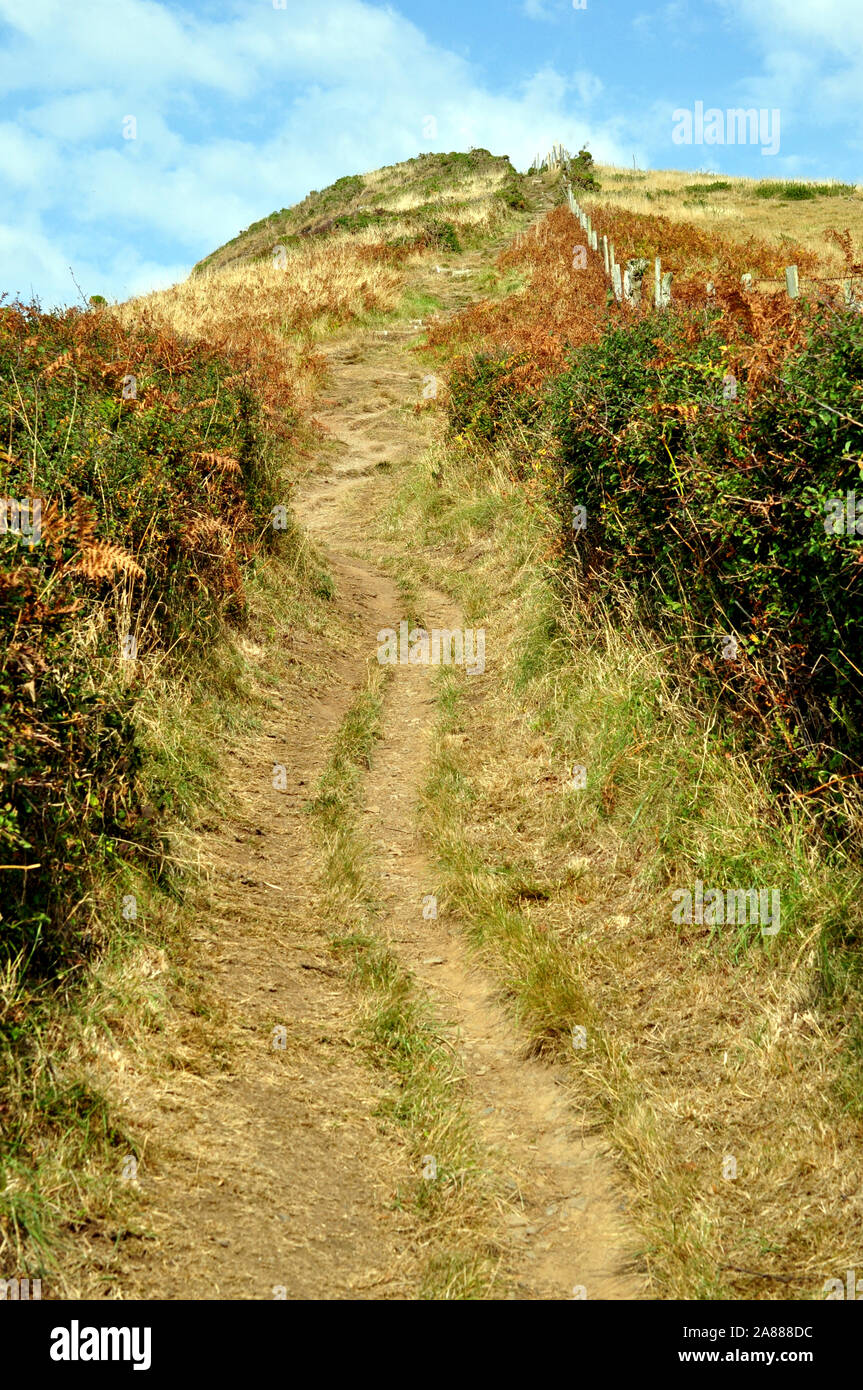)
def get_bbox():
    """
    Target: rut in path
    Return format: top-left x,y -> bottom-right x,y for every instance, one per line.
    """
104,247 -> 645,1301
